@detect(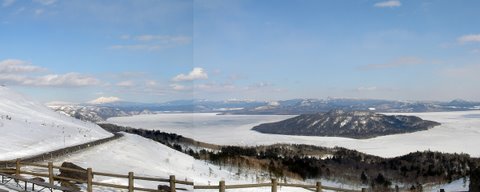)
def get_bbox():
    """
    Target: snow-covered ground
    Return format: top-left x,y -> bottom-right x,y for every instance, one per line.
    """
23,133 -> 358,192
107,110 -> 480,158
0,87 -> 112,161
14,132 -> 461,192
425,177 -> 469,192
